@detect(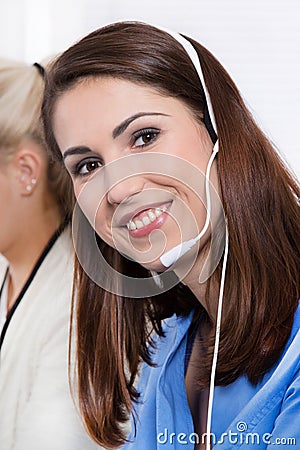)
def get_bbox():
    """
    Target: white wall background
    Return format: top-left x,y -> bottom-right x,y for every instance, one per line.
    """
0,0 -> 299,177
